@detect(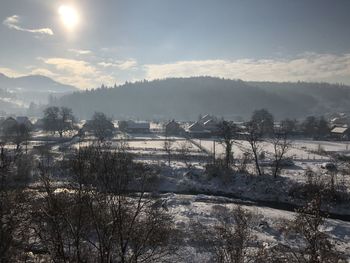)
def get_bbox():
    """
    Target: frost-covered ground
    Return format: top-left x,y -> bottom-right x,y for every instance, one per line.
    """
26,133 -> 350,261
52,134 -> 350,214
160,194 -> 350,262
153,160 -> 350,215
194,139 -> 335,161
